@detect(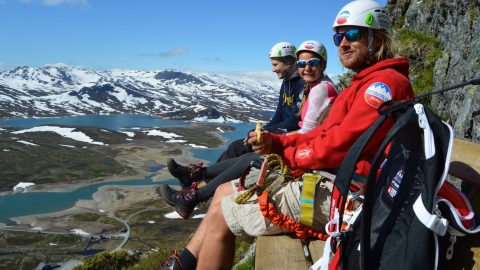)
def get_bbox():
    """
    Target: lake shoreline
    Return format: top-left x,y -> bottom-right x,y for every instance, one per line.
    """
0,115 -> 251,269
